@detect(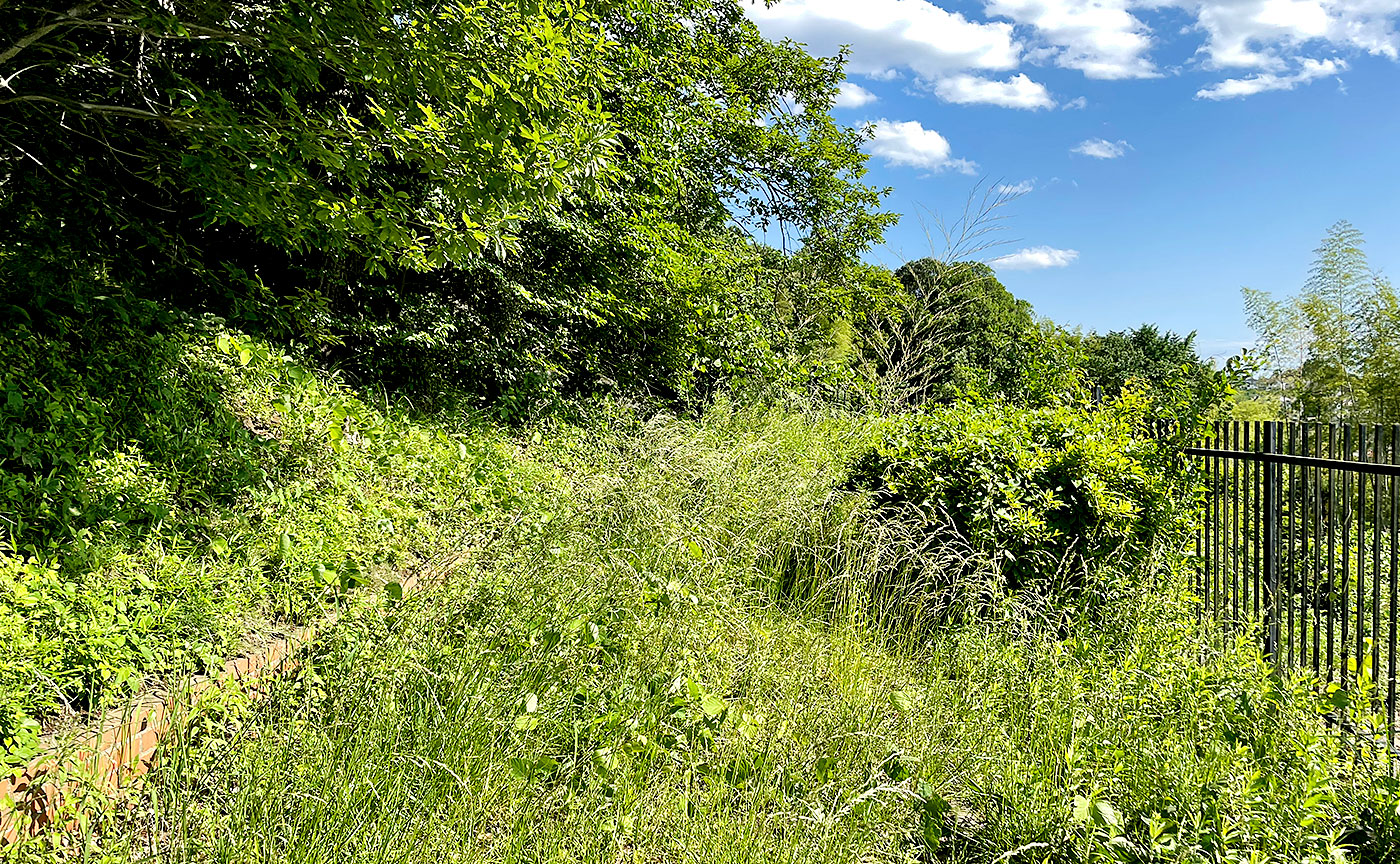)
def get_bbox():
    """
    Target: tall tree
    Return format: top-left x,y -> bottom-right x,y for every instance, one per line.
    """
1239,221 -> 1392,422
2,1 -> 896,413
878,258 -> 1036,404
1299,220 -> 1373,418
0,1 -> 618,279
